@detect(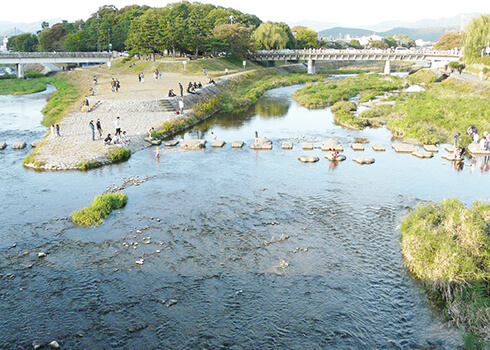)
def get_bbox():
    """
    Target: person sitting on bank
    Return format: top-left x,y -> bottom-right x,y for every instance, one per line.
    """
104,134 -> 112,145
187,82 -> 197,94
168,89 -> 176,97
208,78 -> 216,85
122,131 -> 130,145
